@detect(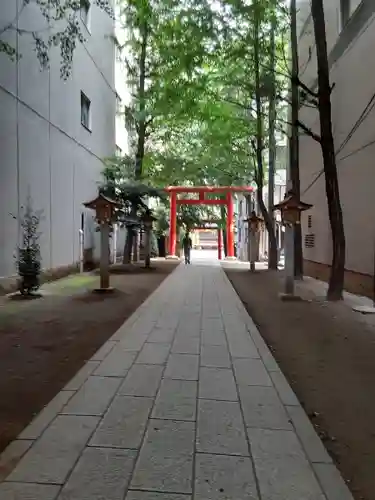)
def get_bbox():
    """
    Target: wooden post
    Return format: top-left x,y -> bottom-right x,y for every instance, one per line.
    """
99,221 -> 110,290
